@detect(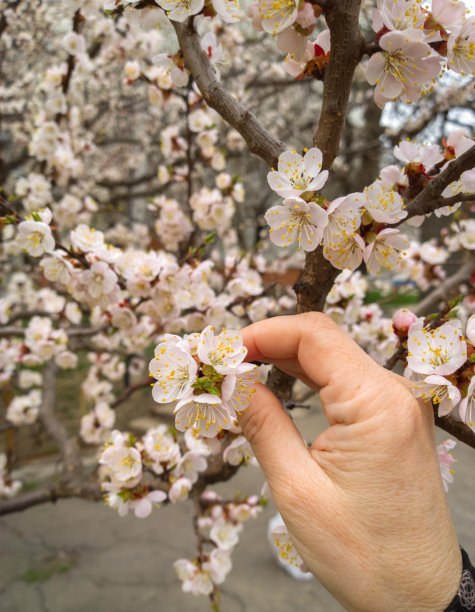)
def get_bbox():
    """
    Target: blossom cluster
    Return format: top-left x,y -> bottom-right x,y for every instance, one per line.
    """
403,314 -> 474,429
149,326 -> 258,437
99,424 -> 258,512
96,417 -> 262,597
174,490 -> 263,596
366,0 -> 475,107
264,145 -> 409,272
265,131 -> 474,275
